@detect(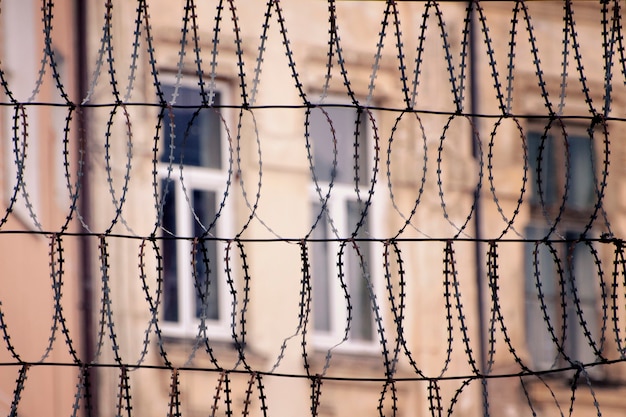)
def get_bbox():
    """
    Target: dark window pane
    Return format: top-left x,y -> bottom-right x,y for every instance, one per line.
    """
161,181 -> 178,322
310,106 -> 368,185
566,135 -> 595,210
312,203 -> 331,332
192,190 -> 220,321
565,235 -> 599,367
161,85 -> 222,169
346,199 -> 373,341
525,227 -> 601,374
528,131 -> 556,207
524,226 -> 558,368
